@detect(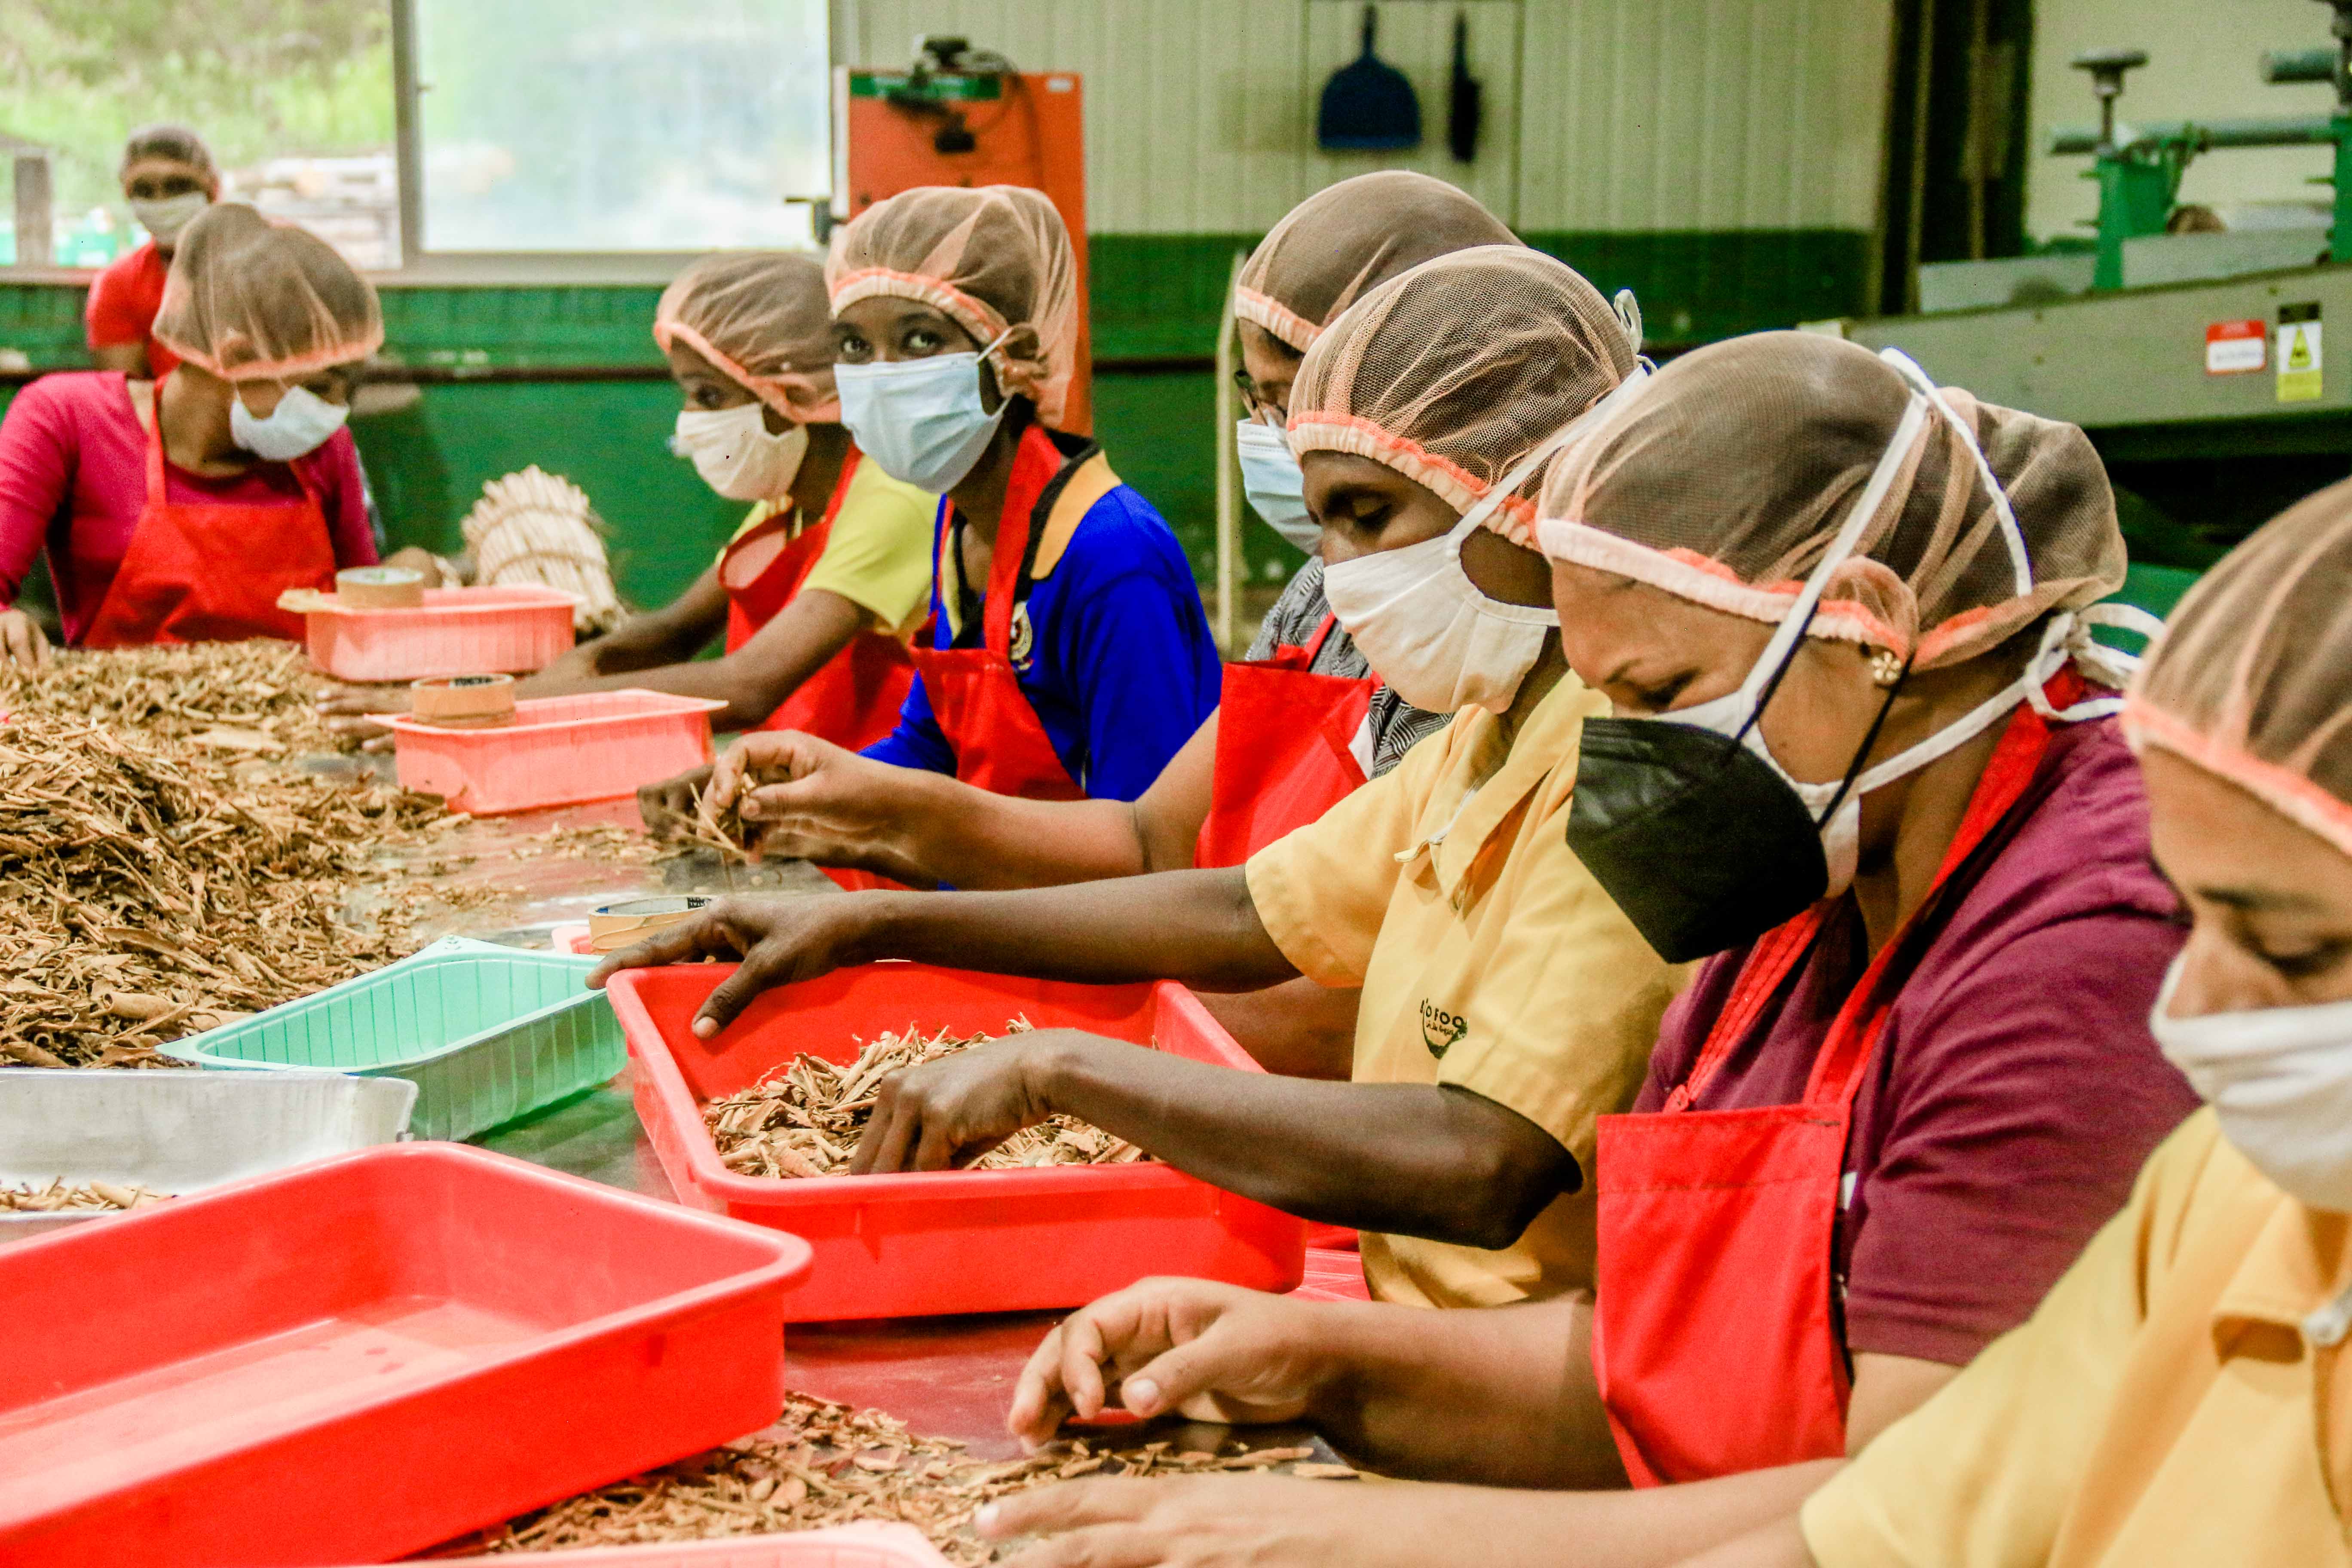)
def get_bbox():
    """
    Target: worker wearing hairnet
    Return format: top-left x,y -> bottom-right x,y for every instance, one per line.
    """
809,186 -> 1219,811
686,173 -> 1526,1078
1768,478 -> 2352,1568
318,251 -> 939,756
85,124 -> 219,380
597,245 -> 1678,1314
0,202 -> 382,664
953,332 -> 2204,1568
